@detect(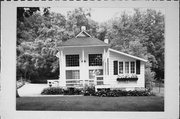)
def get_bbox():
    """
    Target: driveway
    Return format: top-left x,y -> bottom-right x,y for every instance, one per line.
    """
18,83 -> 48,97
